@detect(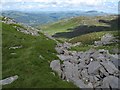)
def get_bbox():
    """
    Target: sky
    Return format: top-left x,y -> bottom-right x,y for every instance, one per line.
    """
1,0 -> 119,13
